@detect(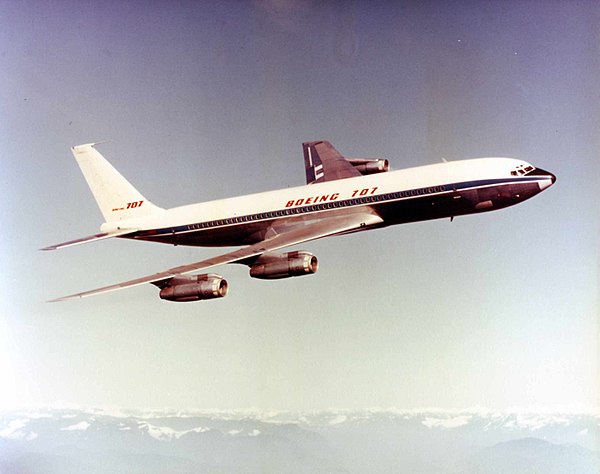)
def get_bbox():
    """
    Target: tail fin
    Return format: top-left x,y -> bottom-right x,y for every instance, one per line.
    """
303,141 -> 361,184
71,143 -> 163,223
